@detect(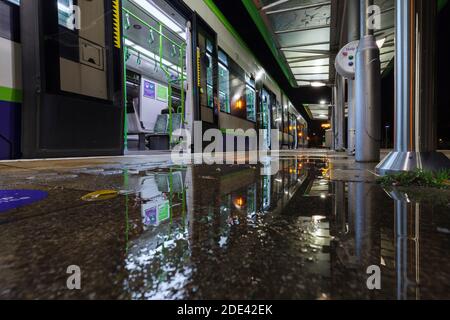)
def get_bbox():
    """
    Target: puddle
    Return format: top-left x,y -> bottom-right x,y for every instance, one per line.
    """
0,158 -> 449,299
